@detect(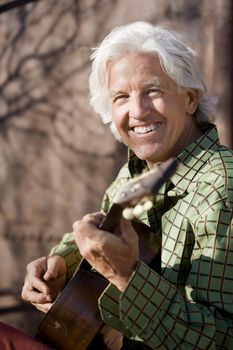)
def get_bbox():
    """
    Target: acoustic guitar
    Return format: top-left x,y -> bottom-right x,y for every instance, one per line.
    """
36,158 -> 178,350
